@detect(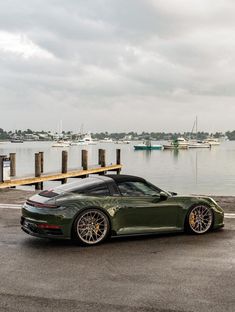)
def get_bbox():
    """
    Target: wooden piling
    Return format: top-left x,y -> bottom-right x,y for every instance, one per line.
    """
100,149 -> 106,167
61,150 -> 68,184
82,150 -> 88,170
9,153 -> 16,177
39,152 -> 44,173
98,149 -> 106,175
116,149 -> 121,174
98,149 -> 102,165
35,153 -> 42,190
